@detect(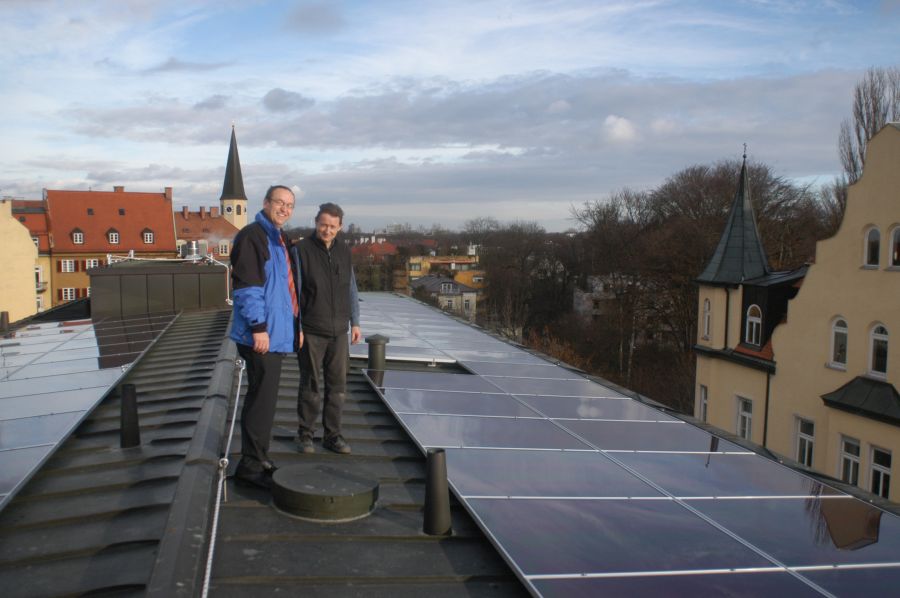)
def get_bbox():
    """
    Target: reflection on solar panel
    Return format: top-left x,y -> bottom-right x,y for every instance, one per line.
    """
358,293 -> 900,596
0,312 -> 175,511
